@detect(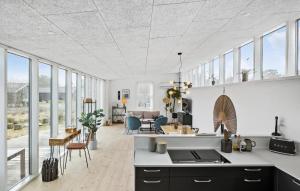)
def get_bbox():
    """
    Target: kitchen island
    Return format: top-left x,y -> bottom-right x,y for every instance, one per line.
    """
134,135 -> 300,191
